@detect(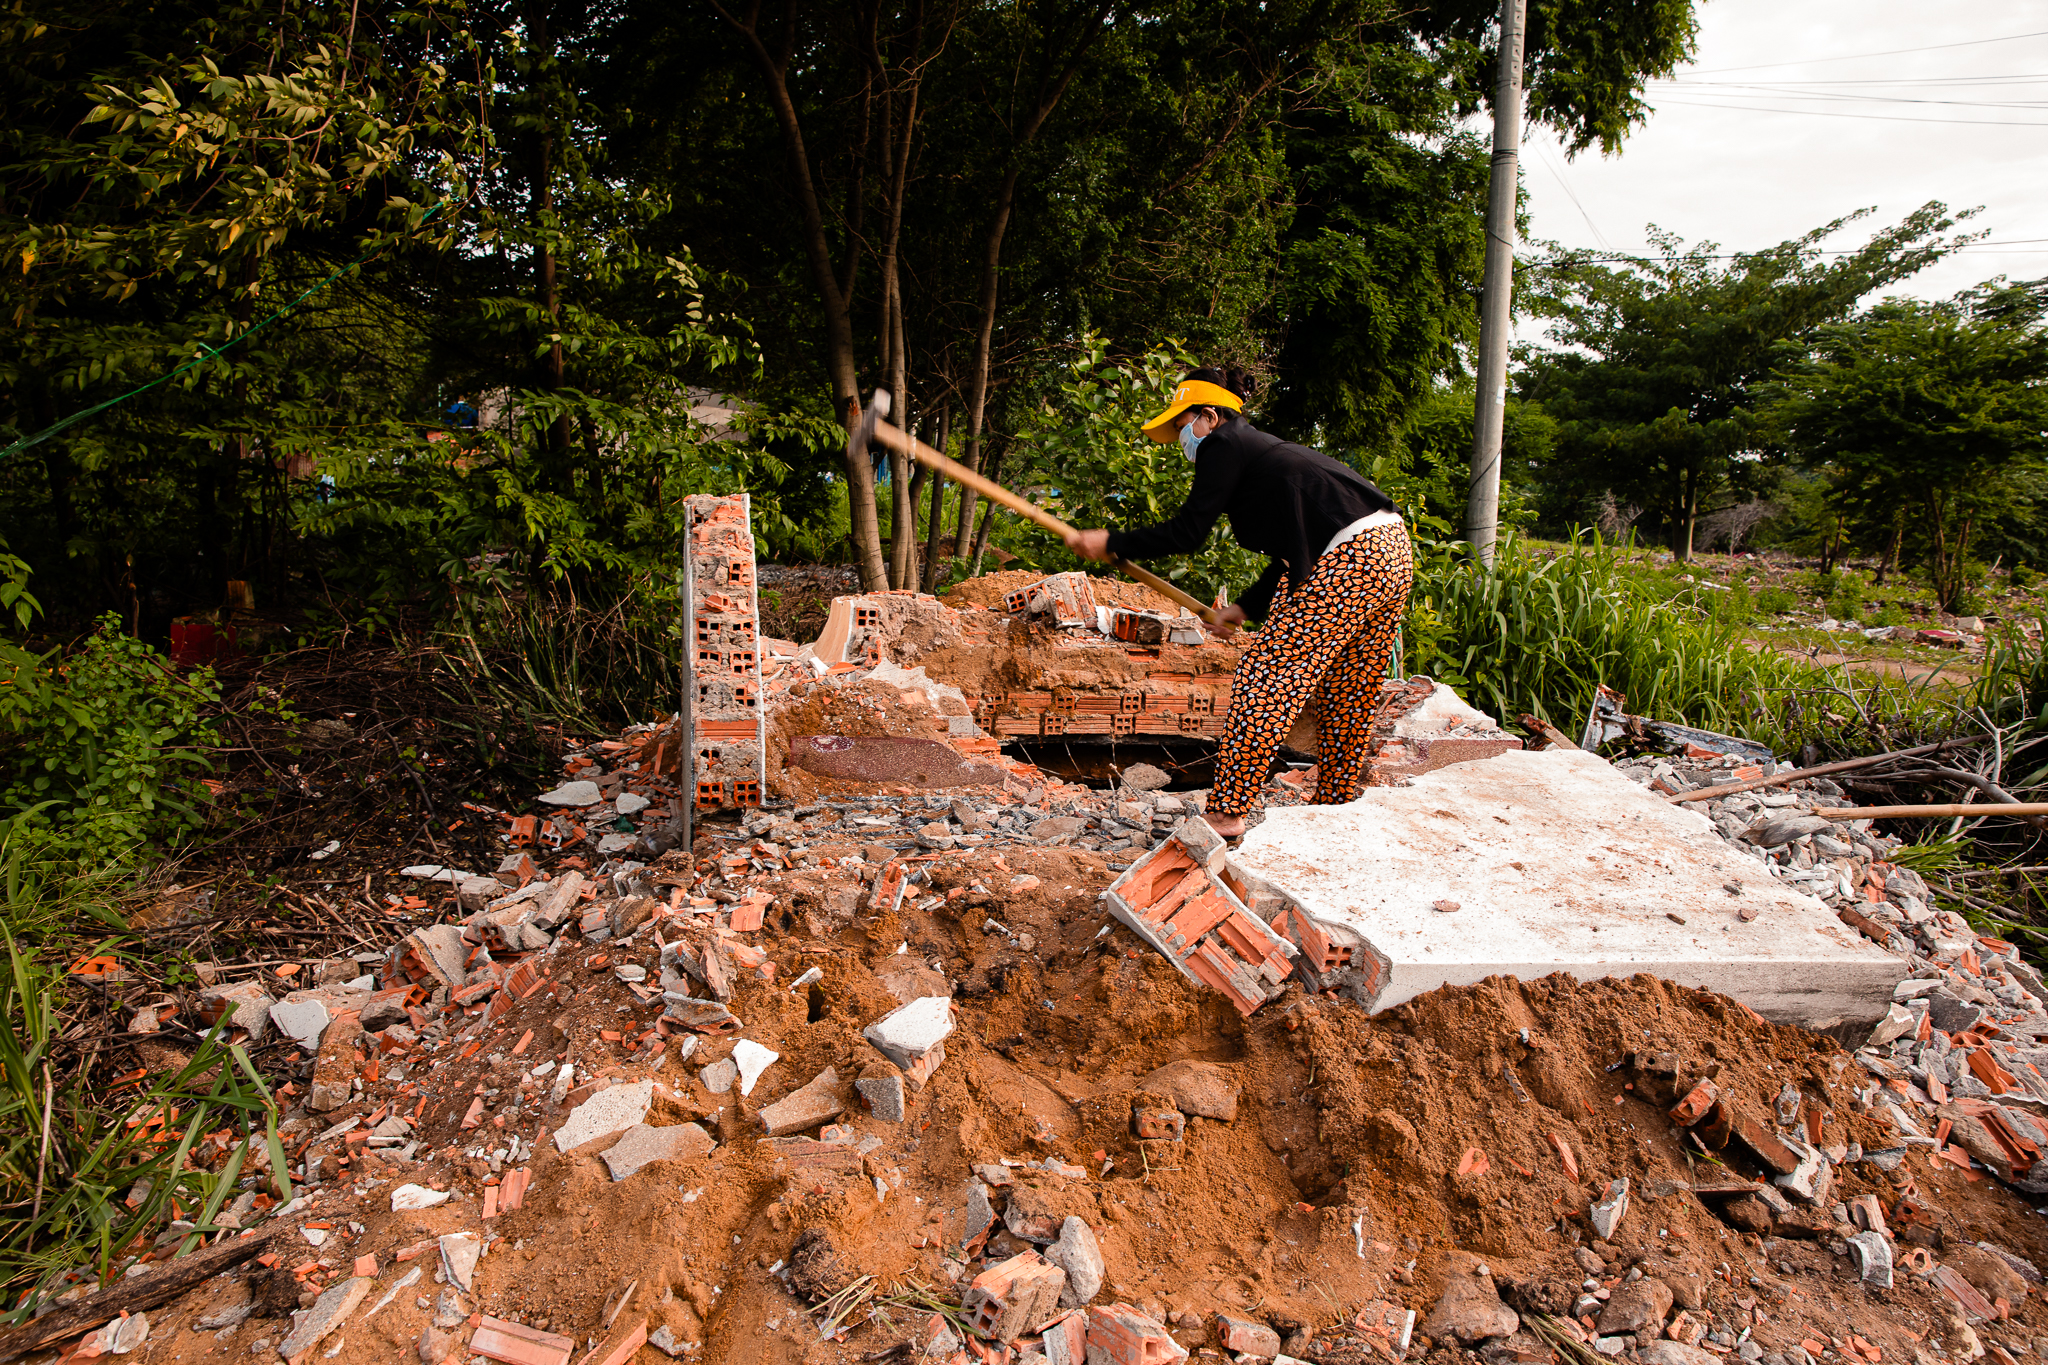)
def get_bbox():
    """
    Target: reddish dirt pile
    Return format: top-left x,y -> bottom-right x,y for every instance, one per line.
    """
942,570 -> 1194,617
124,824 -> 2044,1365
